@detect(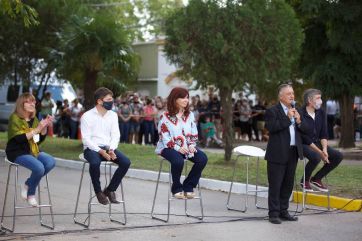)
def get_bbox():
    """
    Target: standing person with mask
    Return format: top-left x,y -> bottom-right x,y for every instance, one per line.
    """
299,89 -> 343,192
80,87 -> 131,205
265,84 -> 306,224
